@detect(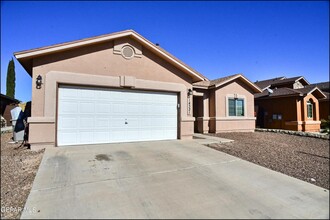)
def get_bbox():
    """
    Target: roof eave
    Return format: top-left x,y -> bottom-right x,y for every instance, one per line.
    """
14,30 -> 207,82
192,85 -> 209,89
255,94 -> 303,99
307,87 -> 327,99
213,74 -> 262,93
